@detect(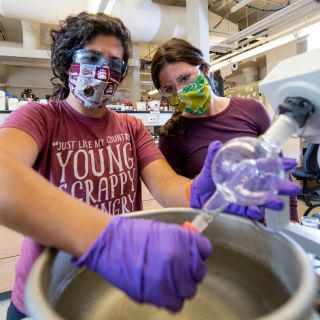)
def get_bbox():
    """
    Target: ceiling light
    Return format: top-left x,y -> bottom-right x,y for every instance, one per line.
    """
230,0 -> 252,14
210,21 -> 320,72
